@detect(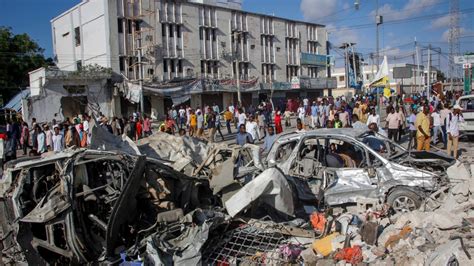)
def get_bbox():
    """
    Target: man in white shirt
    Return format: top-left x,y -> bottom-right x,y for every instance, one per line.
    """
52,125 -> 64,152
297,104 -> 306,125
431,108 -> 442,144
178,106 -> 186,129
303,97 -> 309,111
439,103 -> 451,147
366,109 -> 380,127
245,116 -> 259,141
238,109 -> 247,128
446,104 -> 464,158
